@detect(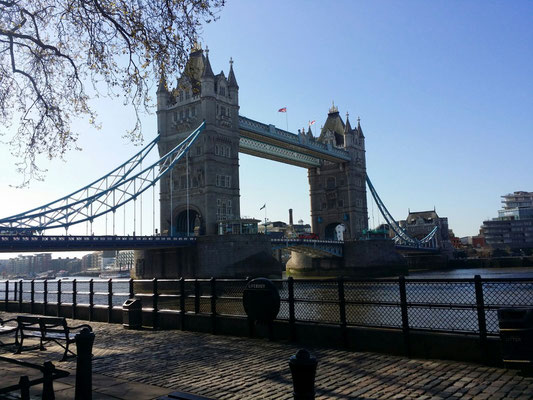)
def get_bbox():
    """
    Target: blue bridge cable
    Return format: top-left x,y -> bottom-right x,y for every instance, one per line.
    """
0,122 -> 206,231
365,176 -> 438,247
